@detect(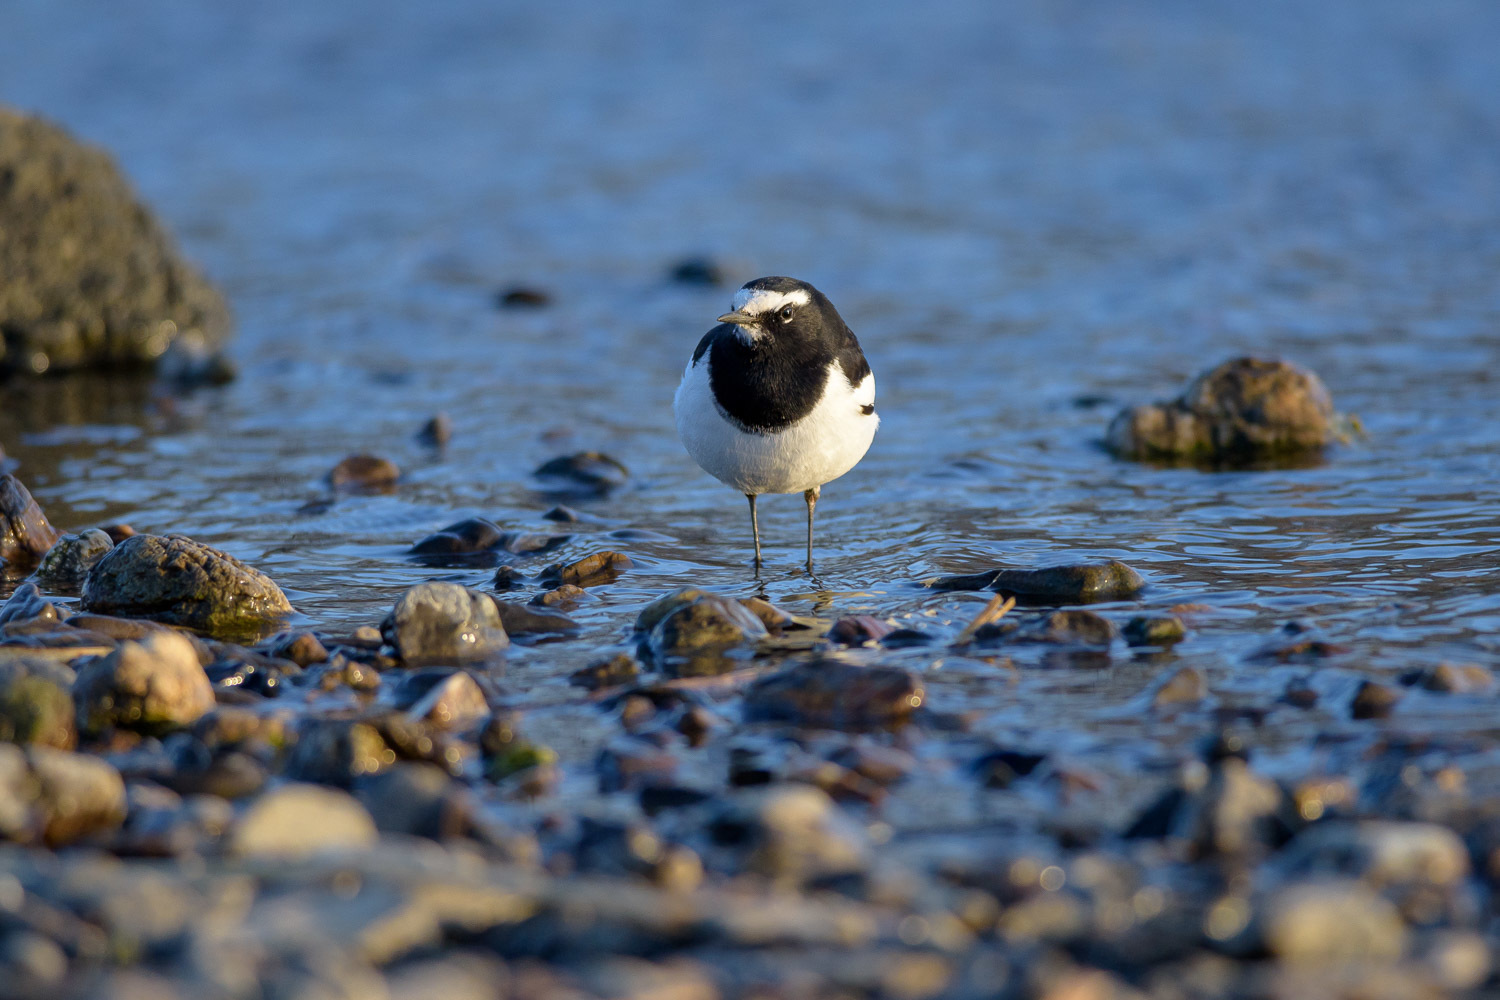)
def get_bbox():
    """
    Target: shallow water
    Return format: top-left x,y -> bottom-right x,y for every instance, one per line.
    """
3,0 -> 1500,803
